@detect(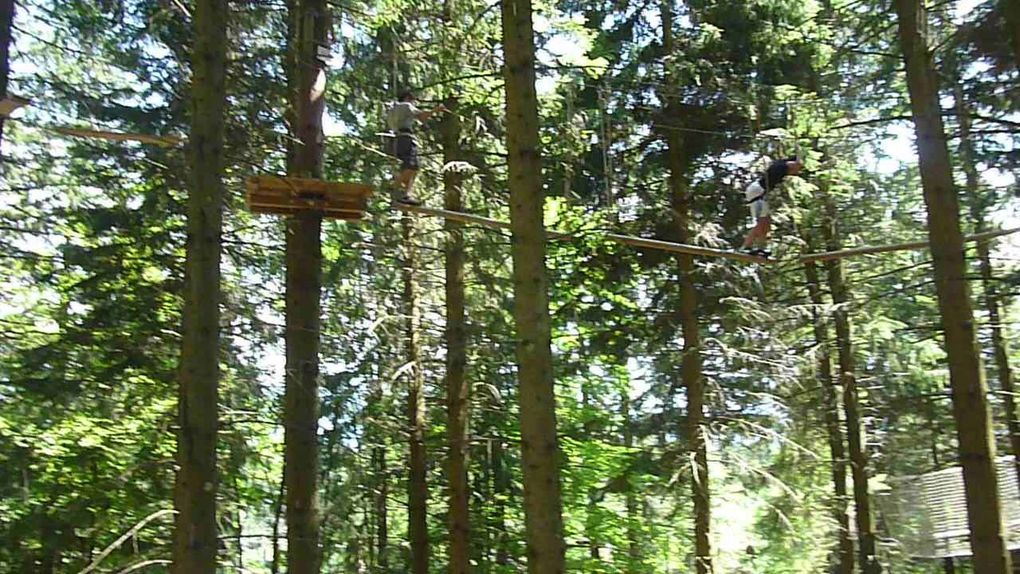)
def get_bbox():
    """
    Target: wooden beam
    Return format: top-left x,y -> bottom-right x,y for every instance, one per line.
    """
798,227 -> 1020,264
53,126 -> 183,147
0,95 -> 29,117
393,203 -> 770,264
